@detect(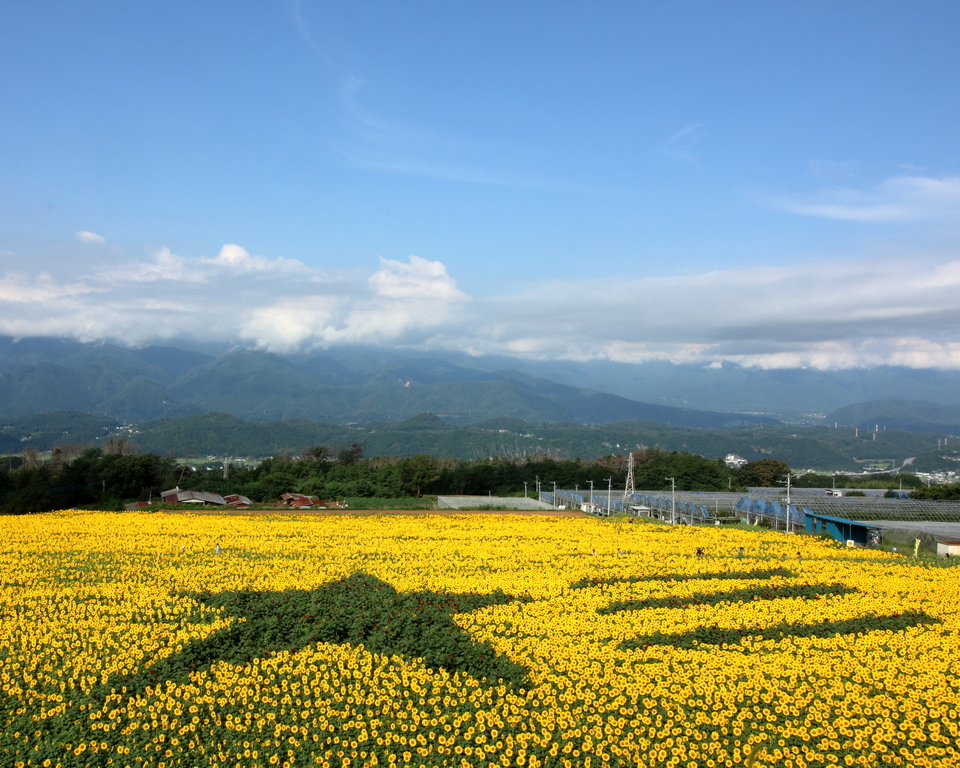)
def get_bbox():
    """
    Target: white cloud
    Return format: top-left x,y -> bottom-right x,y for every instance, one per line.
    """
5,243 -> 960,370
95,245 -> 316,285
0,245 -> 469,350
99,246 -> 198,283
240,255 -> 468,349
775,174 -> 960,222
439,254 -> 960,370
369,255 -> 466,300
203,244 -> 312,274
75,230 -> 106,243
0,272 -> 100,302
